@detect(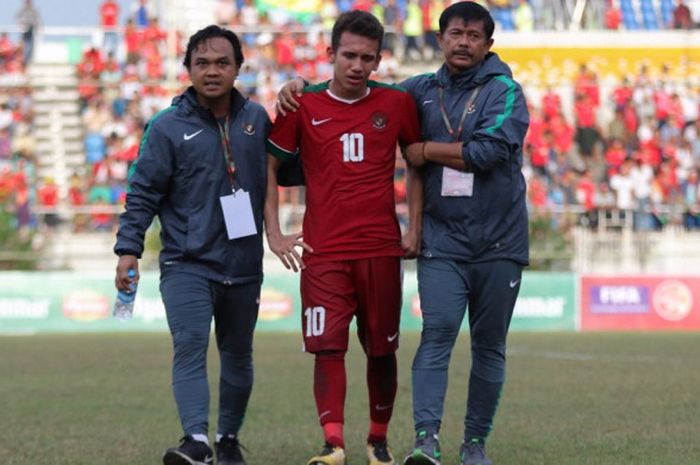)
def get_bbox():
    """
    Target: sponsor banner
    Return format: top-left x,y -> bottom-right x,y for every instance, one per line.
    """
401,272 -> 576,332
580,276 -> 700,331
0,271 -> 304,334
0,271 -> 575,334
